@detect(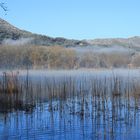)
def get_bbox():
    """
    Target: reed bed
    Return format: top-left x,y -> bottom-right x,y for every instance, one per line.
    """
0,70 -> 140,139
